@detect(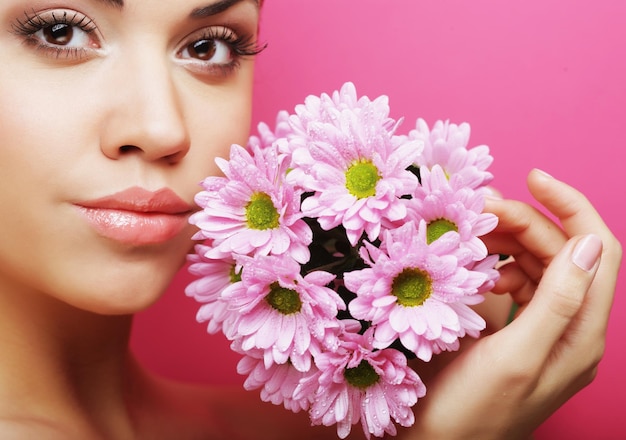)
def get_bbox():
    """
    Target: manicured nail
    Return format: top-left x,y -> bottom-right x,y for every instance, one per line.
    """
483,187 -> 503,200
572,234 -> 603,271
533,168 -> 553,179
484,193 -> 503,201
